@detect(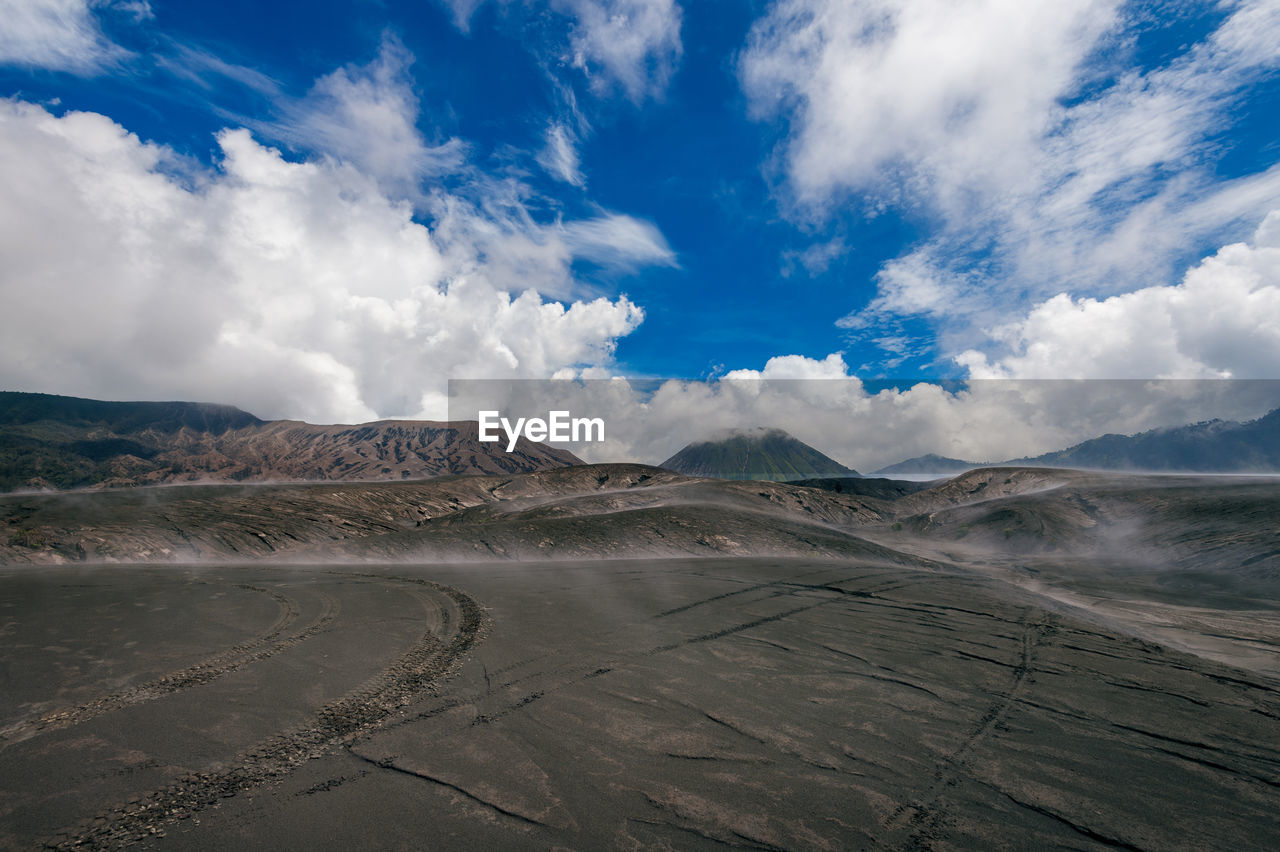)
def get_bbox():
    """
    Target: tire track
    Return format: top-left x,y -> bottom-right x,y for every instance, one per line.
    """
425,591 -> 845,735
355,580 -> 921,786
877,608 -> 1052,848
44,578 -> 486,850
653,570 -> 903,619
473,576 -> 877,707
1,584 -> 338,748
